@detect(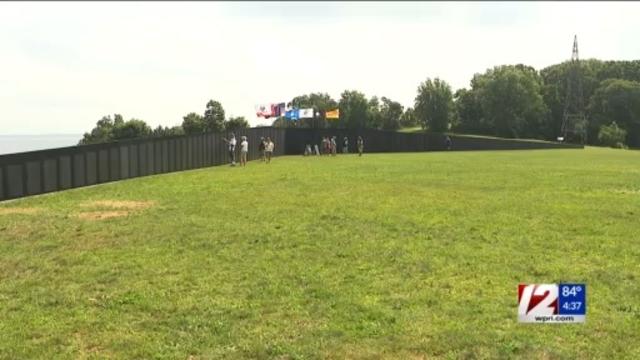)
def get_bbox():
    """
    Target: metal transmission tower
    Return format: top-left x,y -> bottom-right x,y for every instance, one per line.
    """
560,35 -> 587,144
